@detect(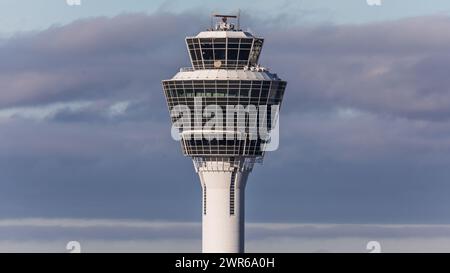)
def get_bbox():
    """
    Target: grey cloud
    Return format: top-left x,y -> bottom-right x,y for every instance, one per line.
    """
2,12 -> 450,226
262,15 -> 450,121
4,13 -> 450,121
0,13 -> 202,109
4,218 -> 450,239
2,218 -> 450,249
